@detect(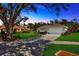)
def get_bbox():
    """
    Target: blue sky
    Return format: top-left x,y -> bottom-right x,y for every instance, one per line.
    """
20,3 -> 79,24
1,3 -> 79,25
